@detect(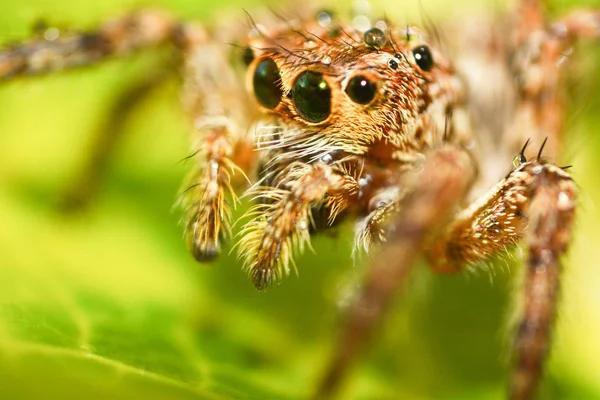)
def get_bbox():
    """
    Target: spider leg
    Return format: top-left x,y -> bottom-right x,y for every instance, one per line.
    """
177,22 -> 255,261
0,10 -> 179,79
59,66 -> 172,212
0,10 -> 257,259
509,2 -> 600,160
426,155 -> 575,400
1,10 -> 184,212
353,188 -> 401,255
314,144 -> 476,399
237,162 -> 359,290
510,162 -> 575,400
557,9 -> 600,39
